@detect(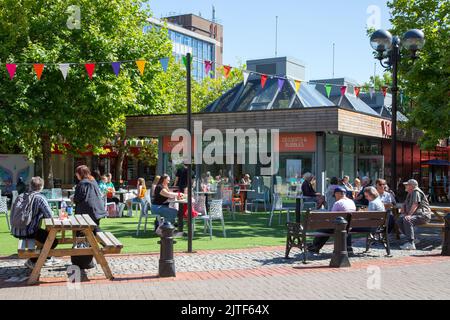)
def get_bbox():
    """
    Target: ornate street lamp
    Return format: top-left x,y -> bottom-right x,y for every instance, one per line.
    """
370,29 -> 425,192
